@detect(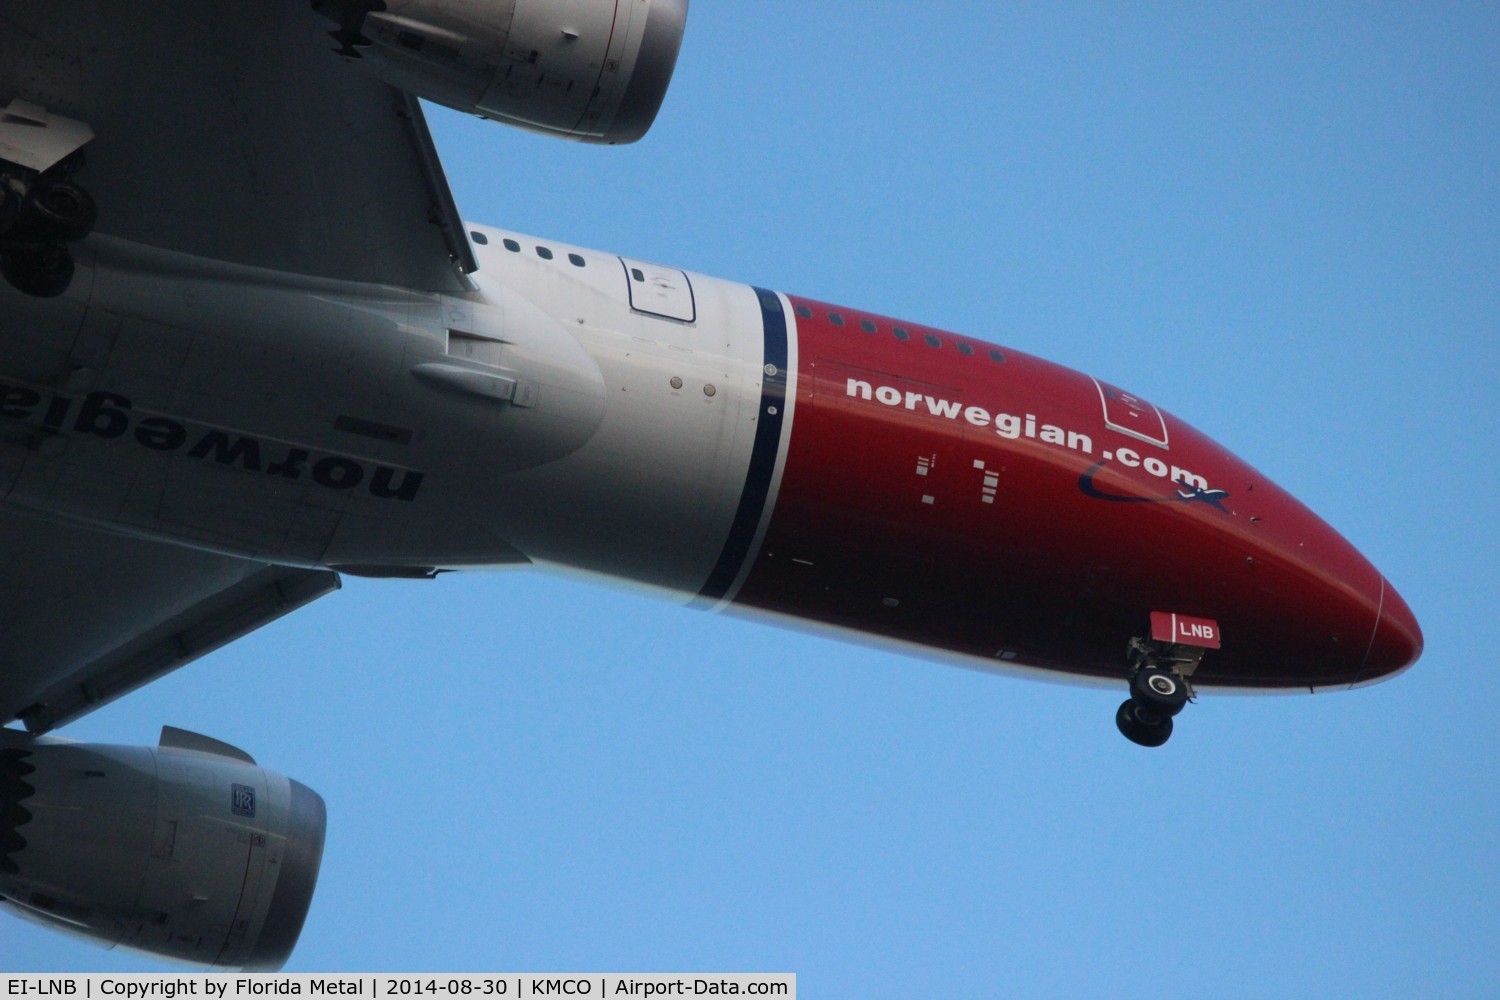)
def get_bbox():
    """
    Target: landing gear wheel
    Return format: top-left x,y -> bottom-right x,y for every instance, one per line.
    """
1,242 -> 75,298
1130,666 -> 1189,717
1116,699 -> 1173,747
20,179 -> 96,242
